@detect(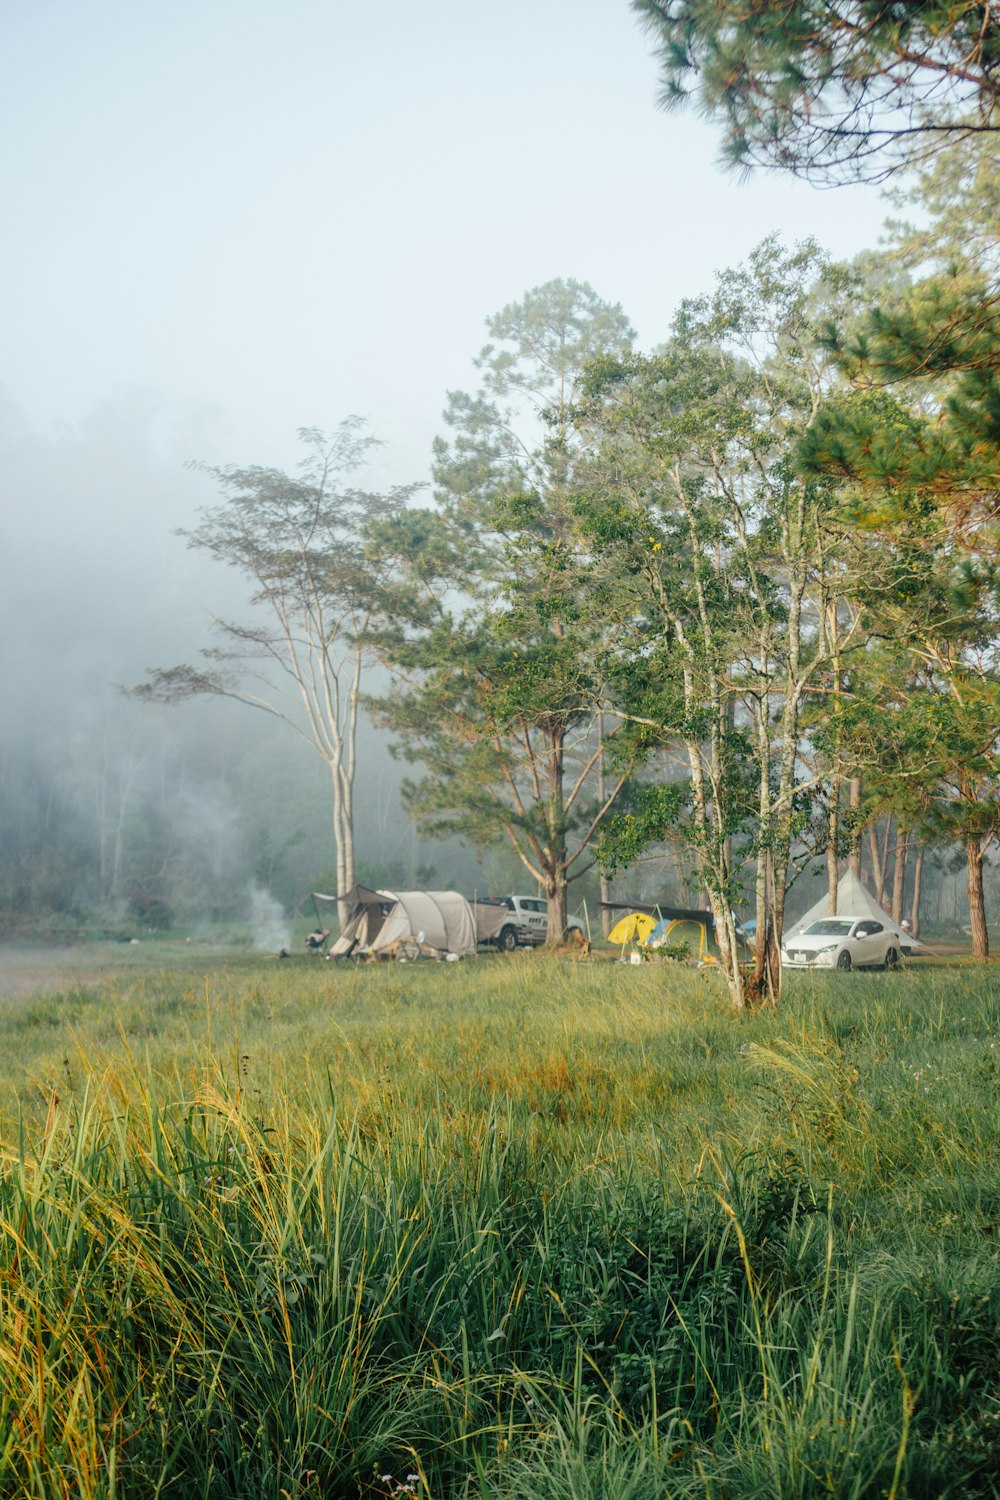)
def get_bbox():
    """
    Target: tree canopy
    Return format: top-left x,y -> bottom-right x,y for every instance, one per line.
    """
132,421 -> 420,925
369,281 -> 637,940
632,0 -> 1000,182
